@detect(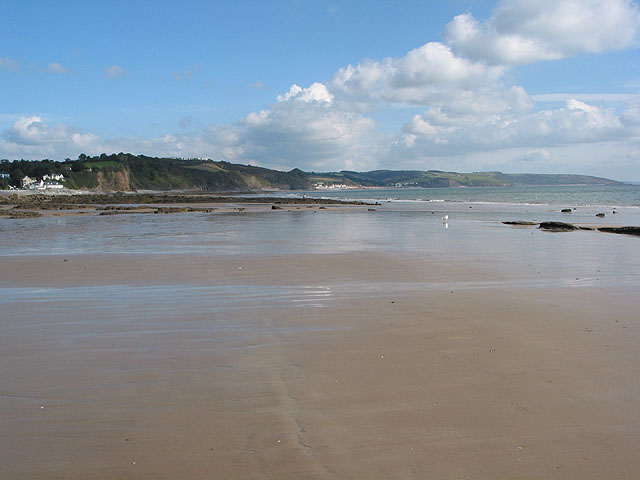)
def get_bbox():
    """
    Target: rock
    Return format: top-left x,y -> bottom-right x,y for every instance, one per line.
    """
10,211 -> 42,218
368,208 -> 376,211
538,221 -> 579,231
596,213 -> 605,217
271,205 -> 281,210
561,208 -> 572,213
598,226 -> 640,237
503,221 -> 538,226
